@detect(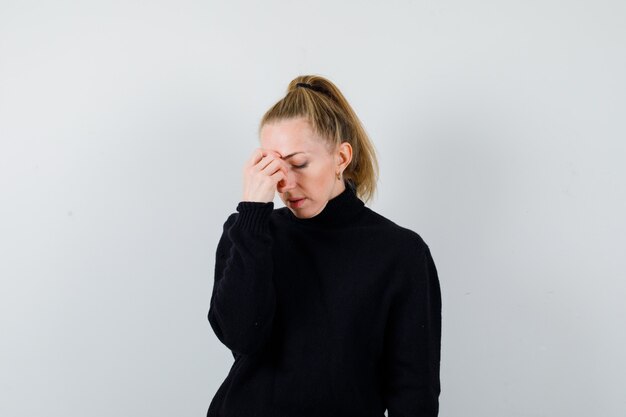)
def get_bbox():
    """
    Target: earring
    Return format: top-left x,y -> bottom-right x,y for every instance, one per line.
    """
336,171 -> 341,180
